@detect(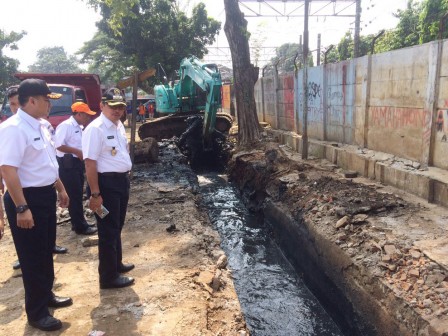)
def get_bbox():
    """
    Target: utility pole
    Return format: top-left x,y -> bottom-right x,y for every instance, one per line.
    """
354,0 -> 362,58
302,0 -> 309,159
317,33 -> 321,66
130,71 -> 138,166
